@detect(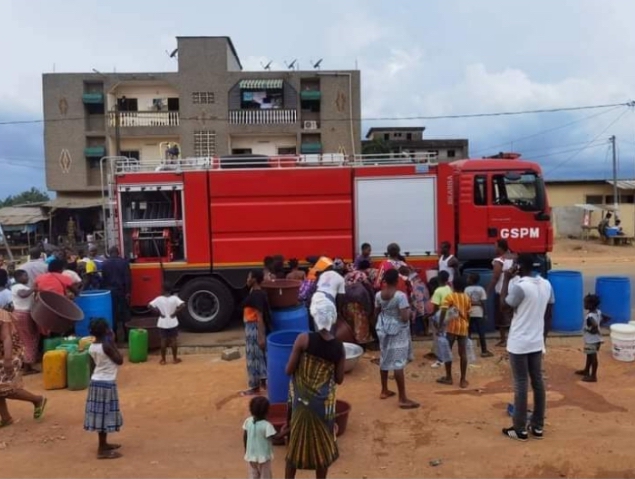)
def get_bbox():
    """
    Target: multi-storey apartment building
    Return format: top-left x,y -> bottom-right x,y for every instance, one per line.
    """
43,36 -> 361,204
363,127 -> 469,163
